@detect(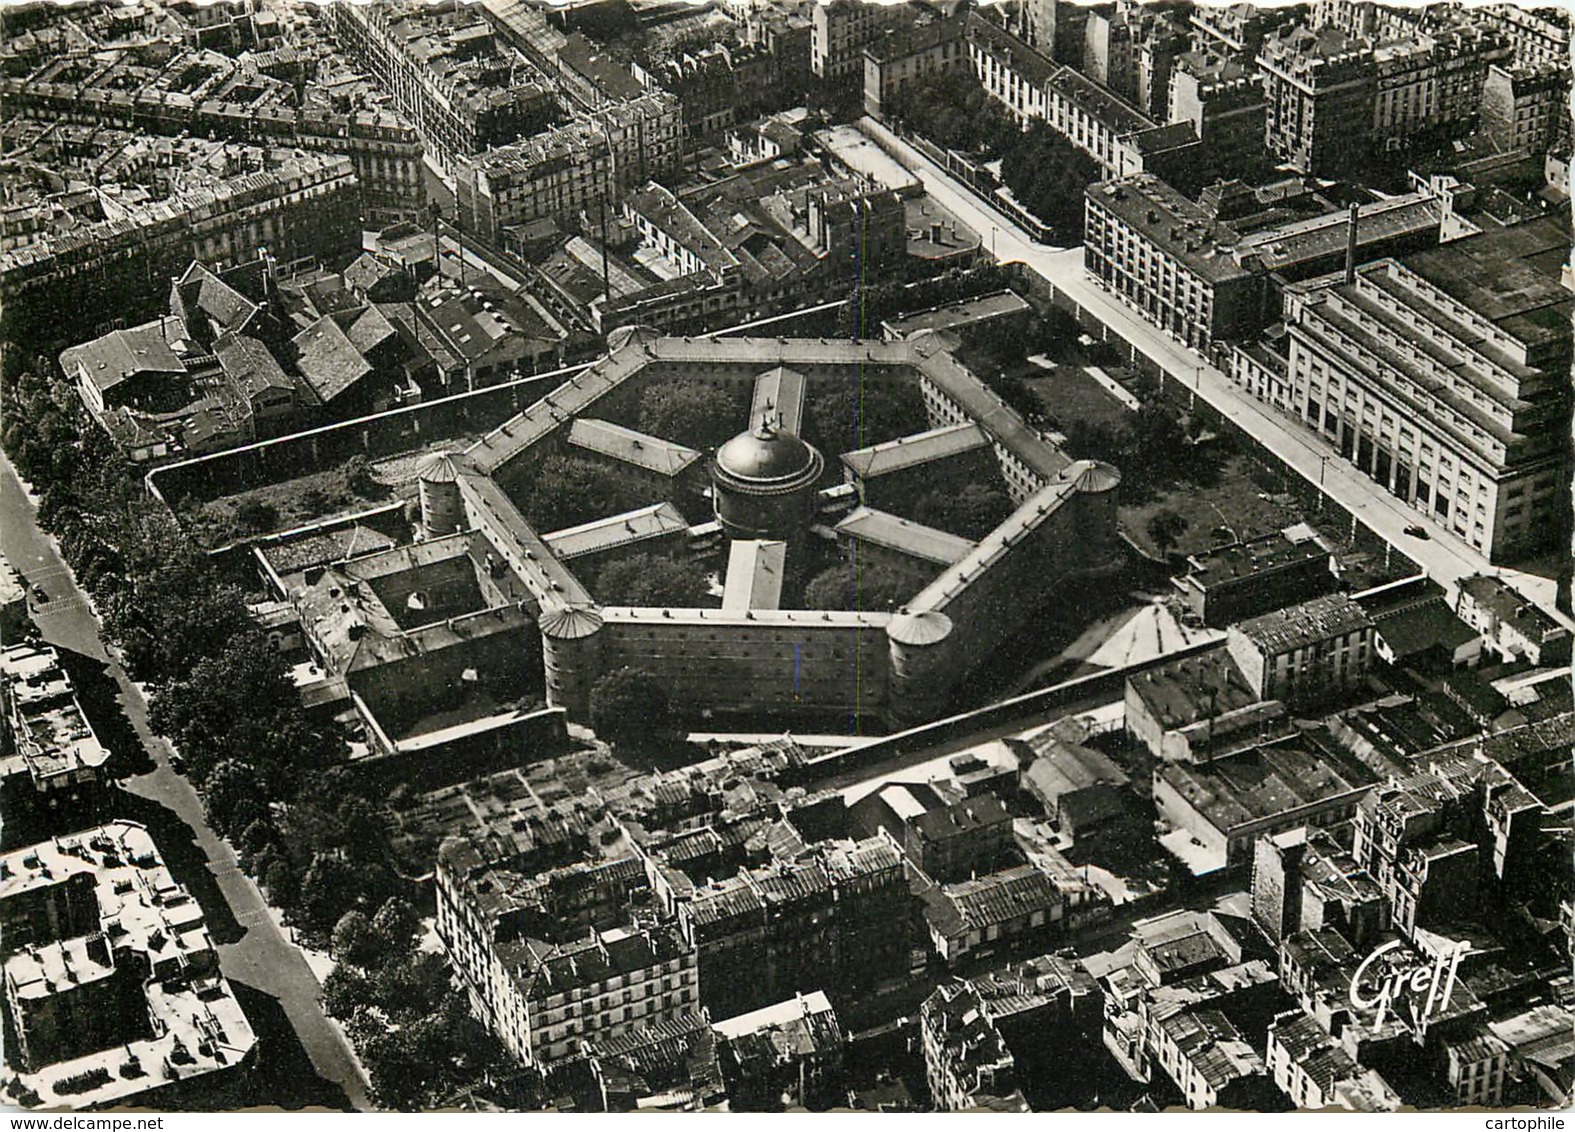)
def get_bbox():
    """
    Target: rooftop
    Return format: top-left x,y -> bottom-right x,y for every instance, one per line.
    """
1158,734 -> 1376,833
880,290 -> 1031,338
0,822 -> 254,1110
1180,526 -> 1331,592
567,418 -> 701,478
834,507 -> 977,567
840,422 -> 990,479
0,644 -> 110,787
1232,592 -> 1374,655
1128,647 -> 1259,730
543,502 -> 691,562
